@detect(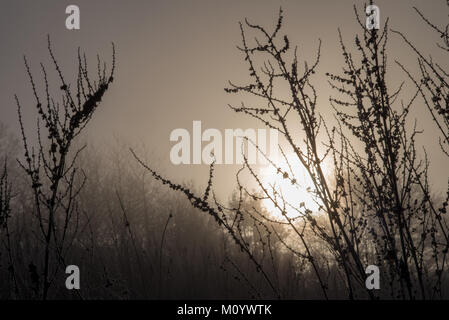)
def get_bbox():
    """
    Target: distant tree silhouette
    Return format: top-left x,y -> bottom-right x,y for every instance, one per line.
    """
0,158 -> 18,298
